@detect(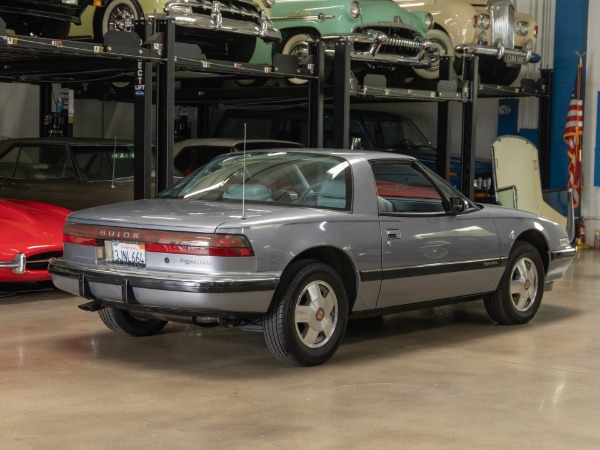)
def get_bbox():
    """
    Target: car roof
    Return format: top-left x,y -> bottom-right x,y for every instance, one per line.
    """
227,148 -> 417,162
0,137 -> 133,147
